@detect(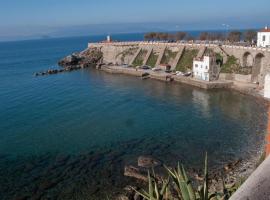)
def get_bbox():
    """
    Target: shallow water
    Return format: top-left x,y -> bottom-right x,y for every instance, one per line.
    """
0,35 -> 268,199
